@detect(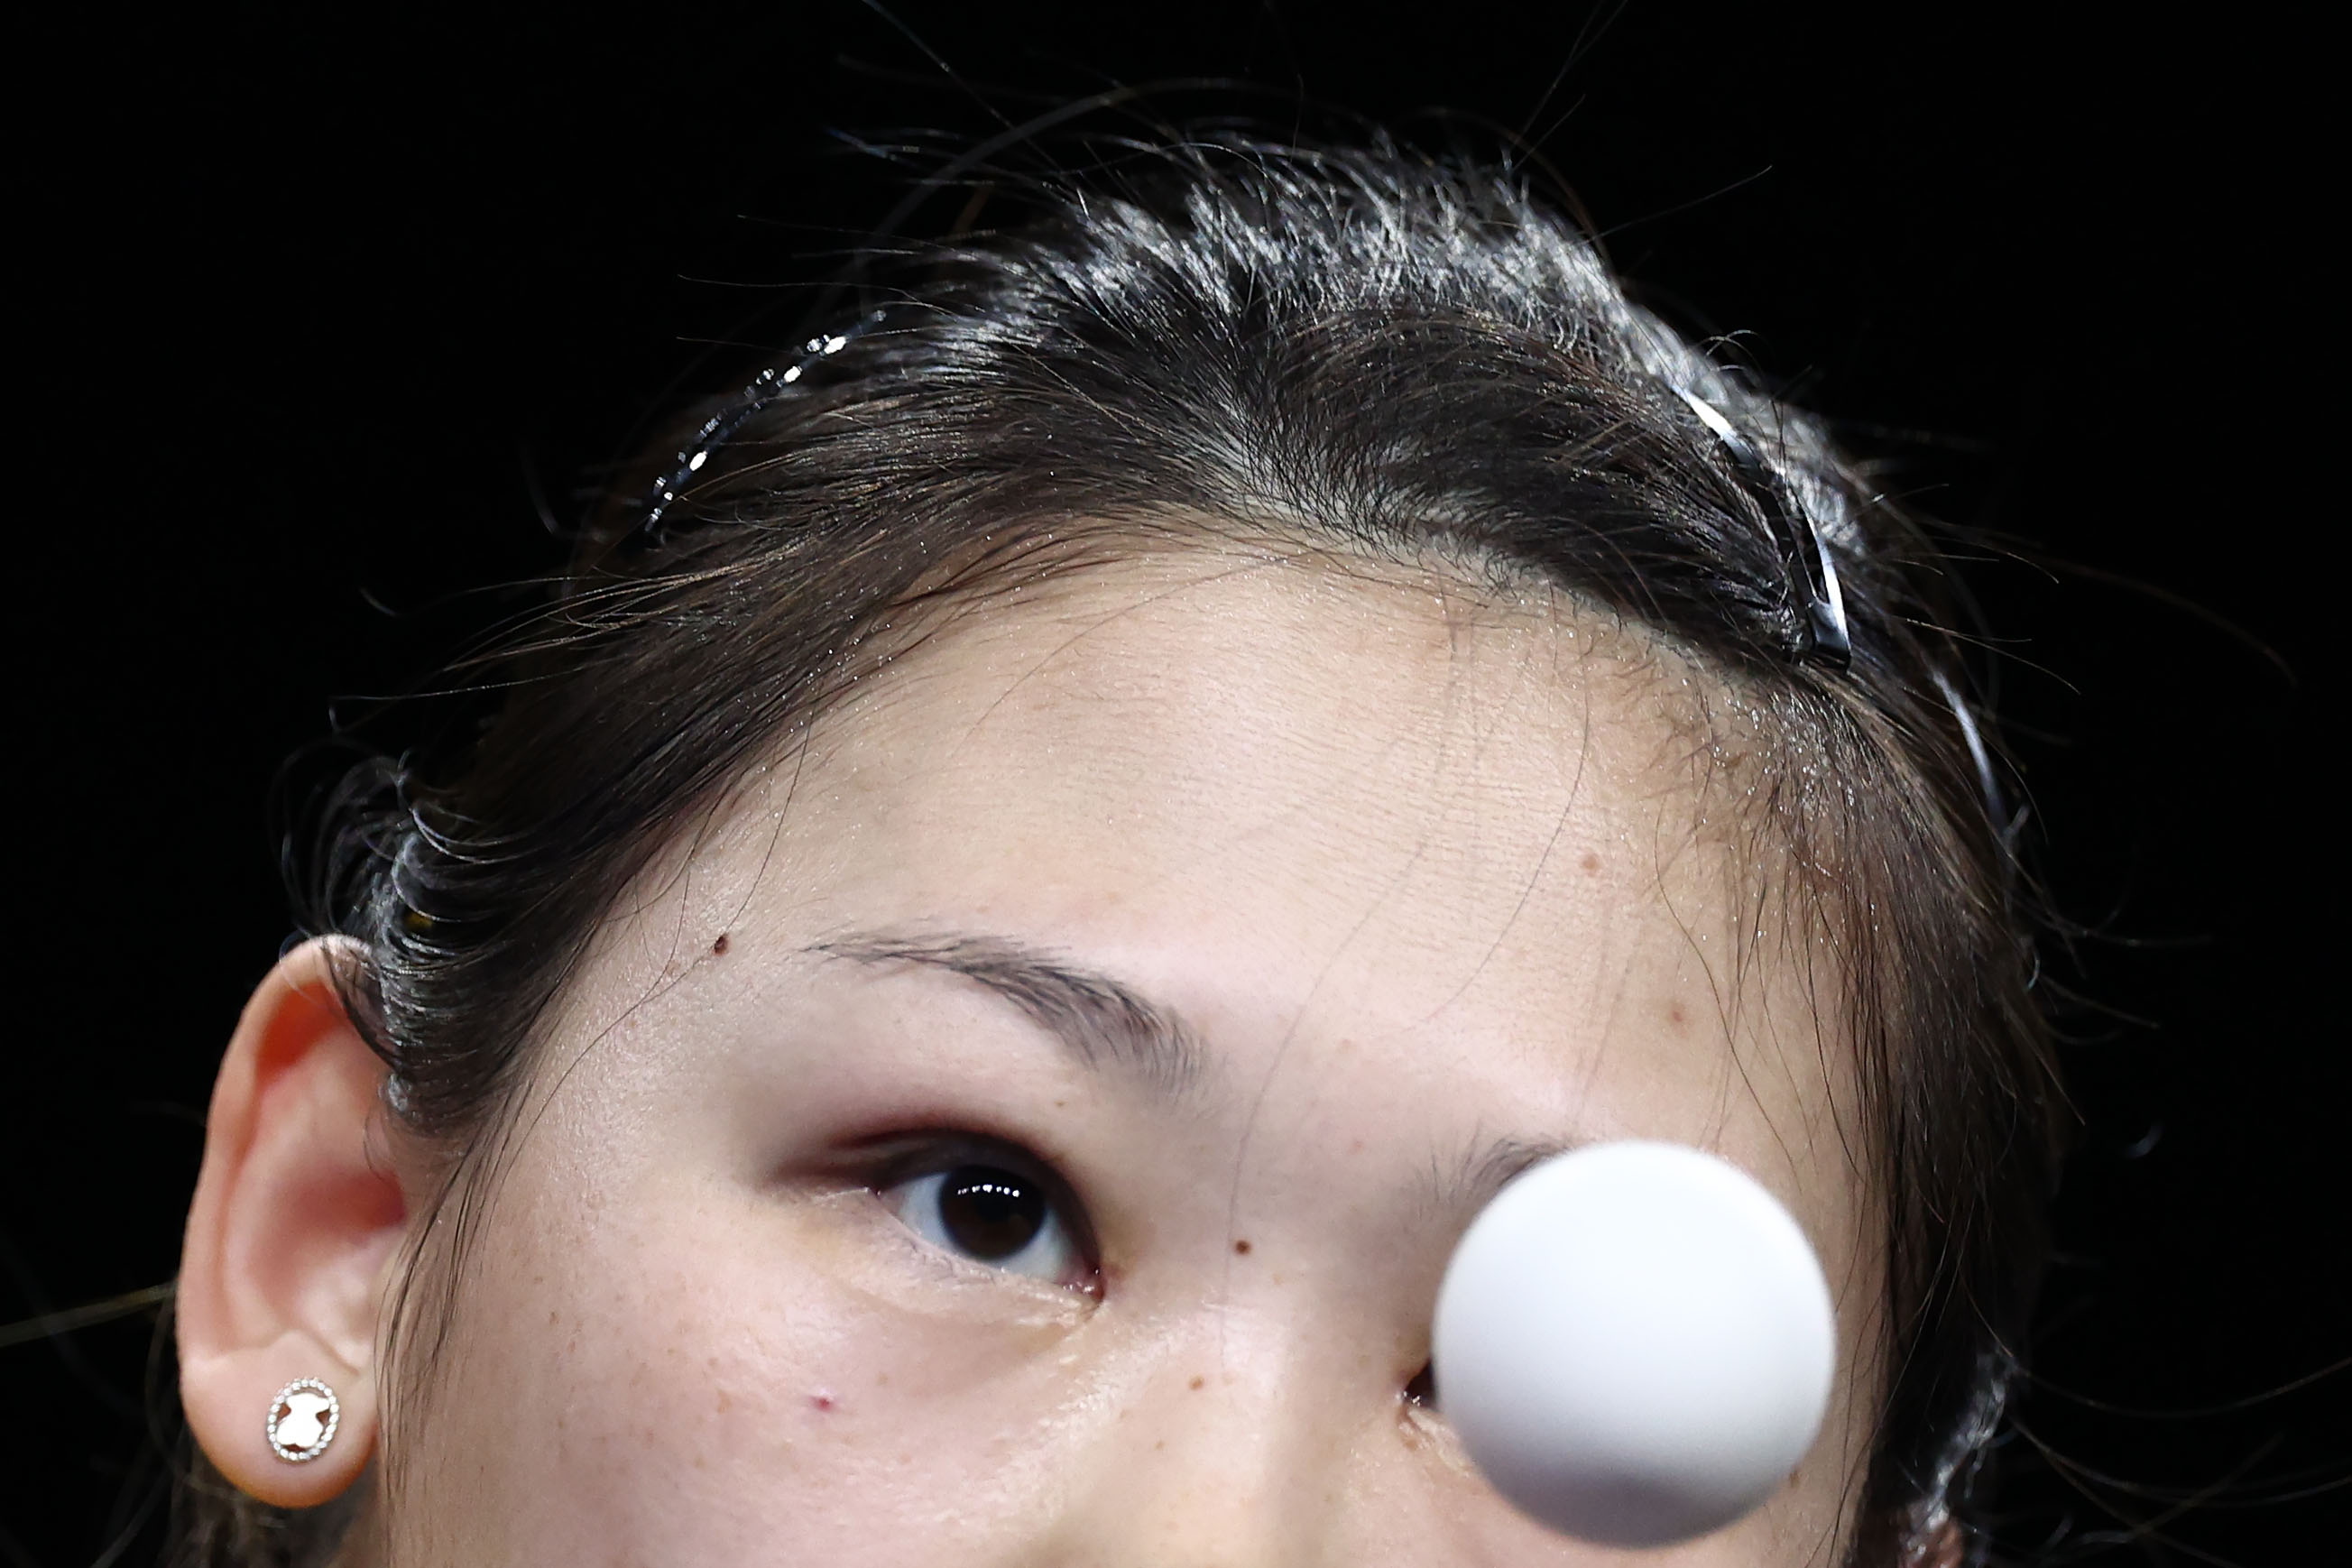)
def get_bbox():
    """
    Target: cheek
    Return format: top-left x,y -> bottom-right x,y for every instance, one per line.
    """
402,1170 -> 1096,1565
